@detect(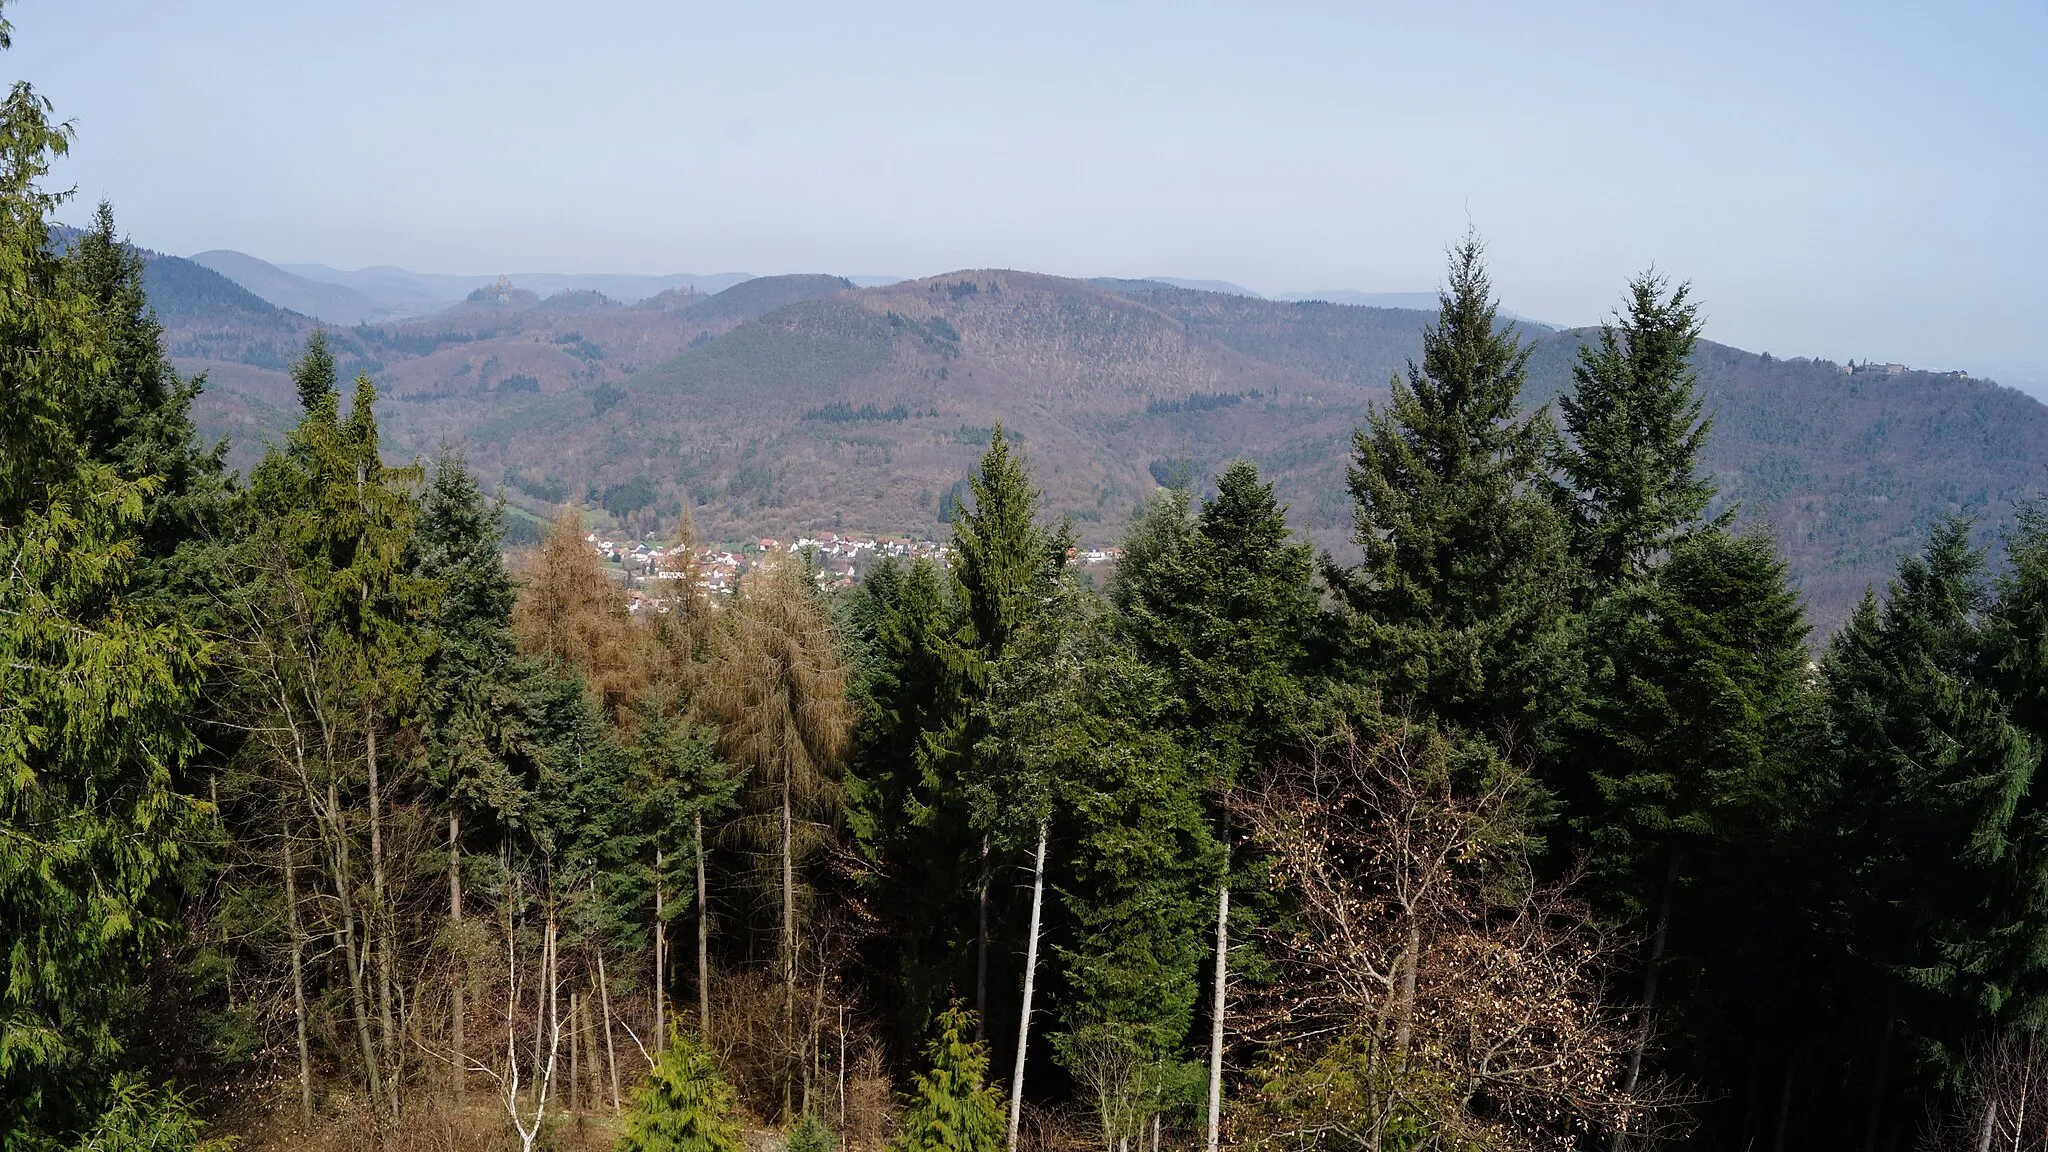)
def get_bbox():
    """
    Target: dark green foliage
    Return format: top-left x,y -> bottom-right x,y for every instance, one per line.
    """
1114,459 -> 1319,783
416,449 -> 535,825
0,477 -> 208,1148
291,330 -> 335,413
892,1005 -> 1005,1152
1325,237 -> 1575,743
843,558 -> 979,1041
951,427 -> 1070,663
980,594 -> 1221,1064
1565,530 -> 1811,917
615,1030 -> 744,1152
1824,522 -> 2047,1045
1554,273 -> 1715,587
